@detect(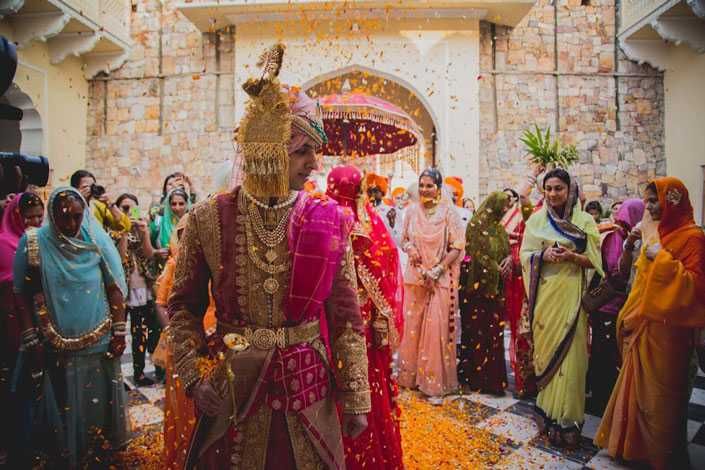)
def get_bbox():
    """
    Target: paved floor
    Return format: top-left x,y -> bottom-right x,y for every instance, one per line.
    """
121,331 -> 705,469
